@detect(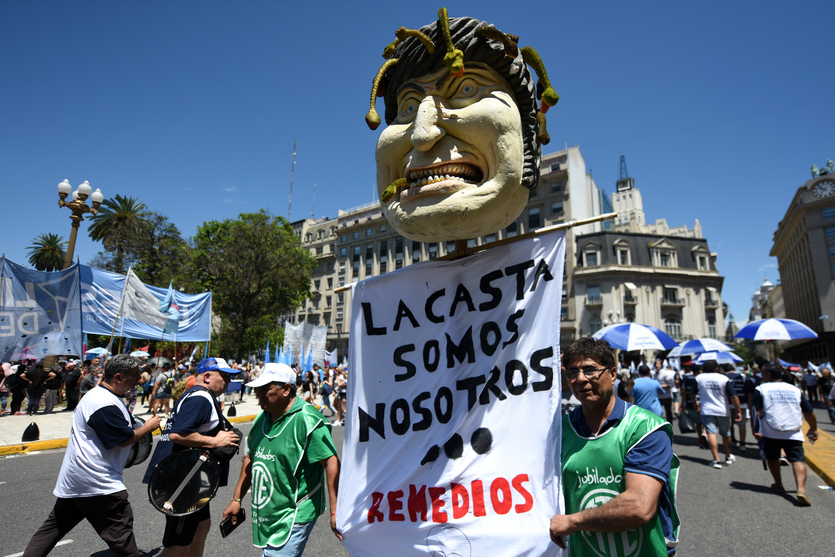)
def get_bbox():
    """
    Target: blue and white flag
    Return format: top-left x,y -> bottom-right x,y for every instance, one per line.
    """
265,340 -> 271,364
158,281 -> 181,335
0,257 -> 83,360
80,265 -> 211,341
